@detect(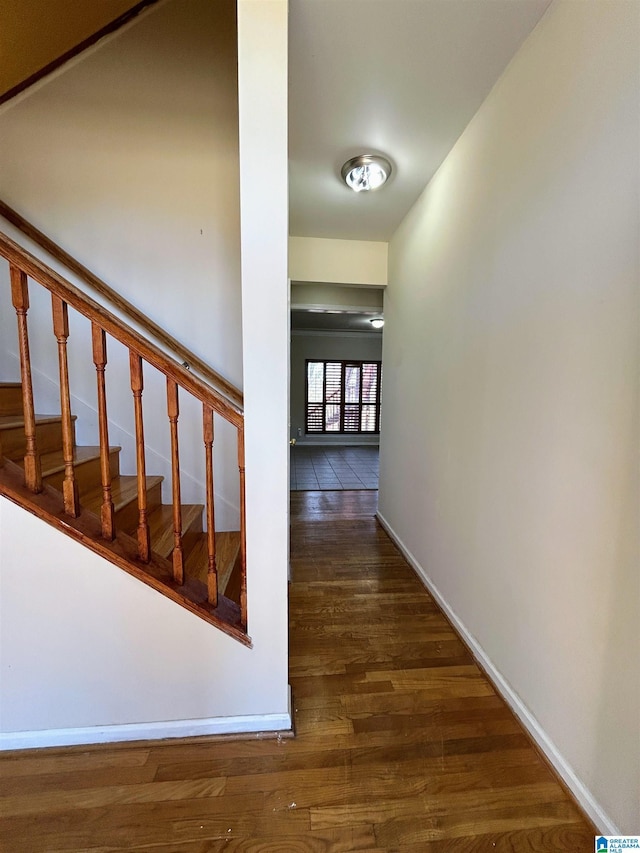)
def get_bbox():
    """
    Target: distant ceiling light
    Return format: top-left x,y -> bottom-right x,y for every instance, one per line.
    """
341,154 -> 392,192
370,318 -> 384,329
